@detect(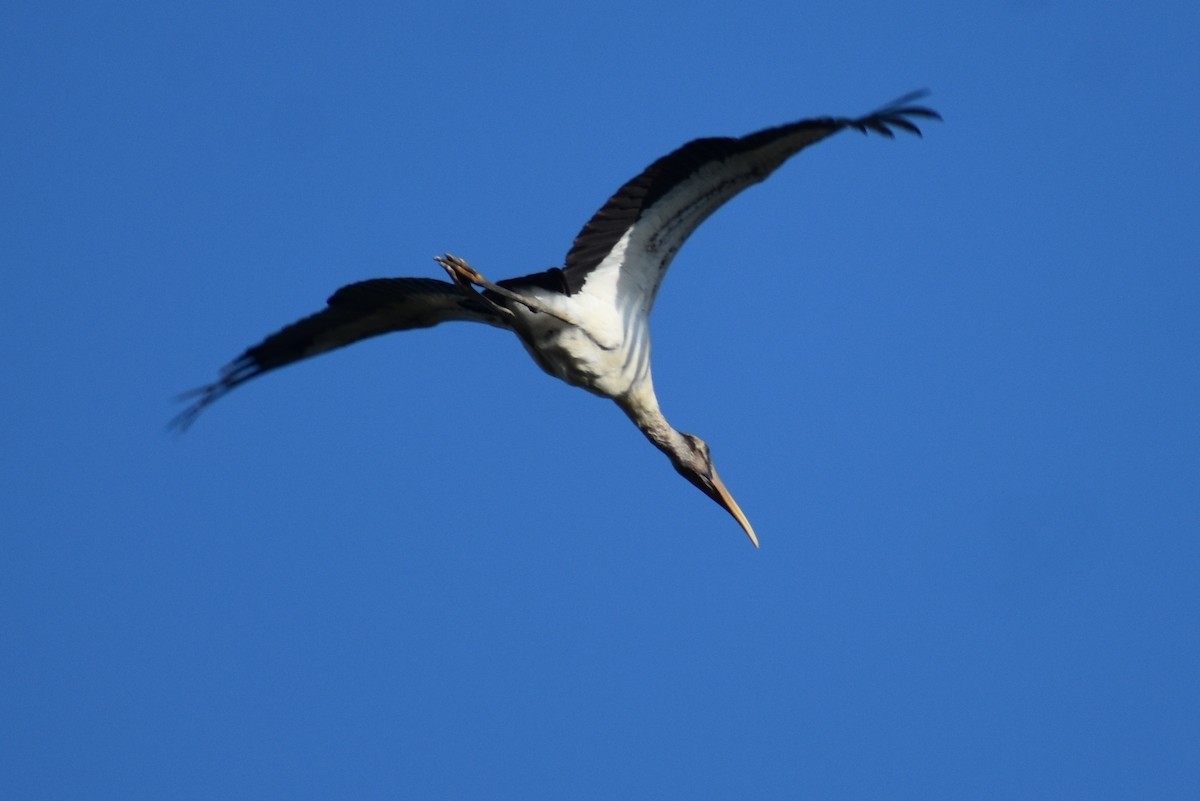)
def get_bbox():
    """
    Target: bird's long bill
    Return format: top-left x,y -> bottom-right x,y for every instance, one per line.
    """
705,470 -> 760,548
